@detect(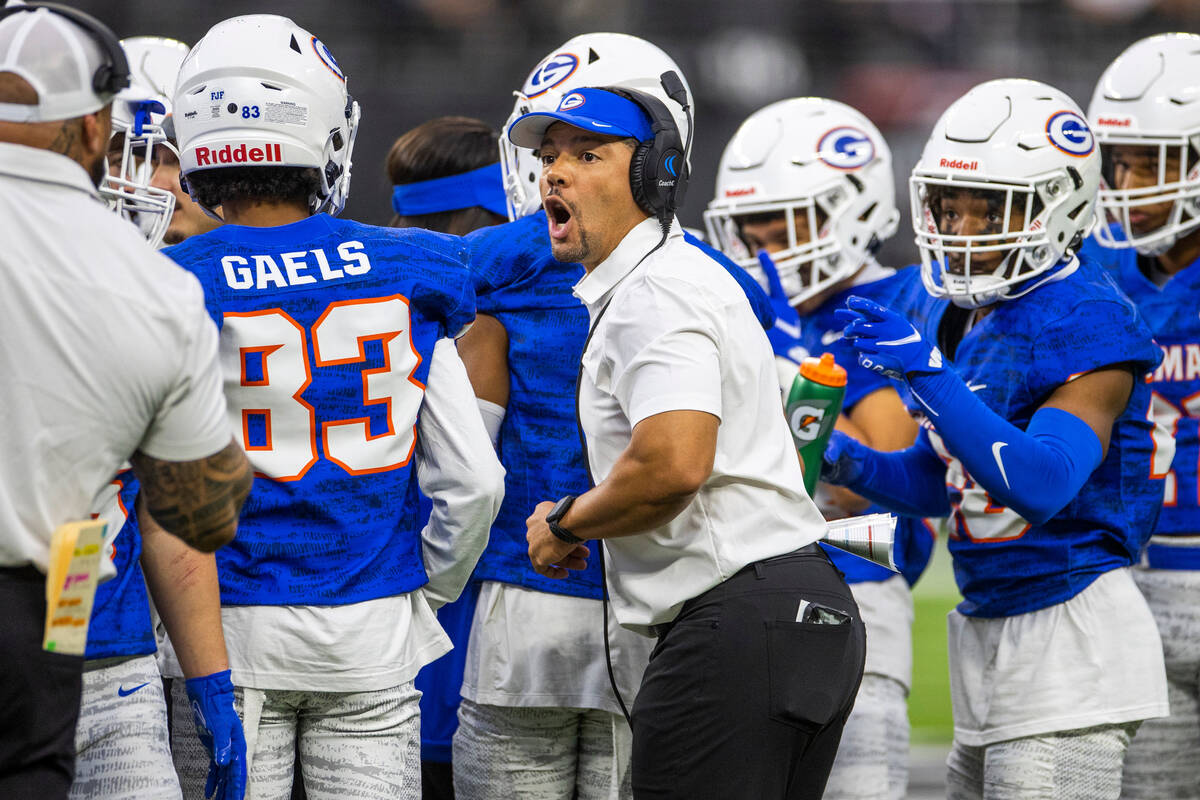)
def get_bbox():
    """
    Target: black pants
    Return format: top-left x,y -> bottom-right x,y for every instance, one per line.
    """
631,545 -> 866,800
0,566 -> 84,800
